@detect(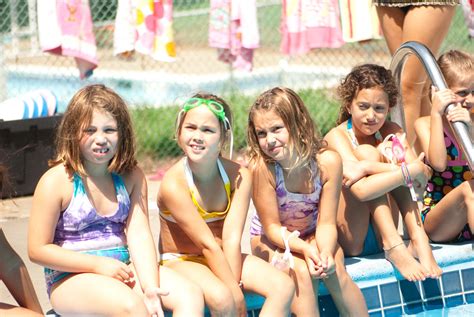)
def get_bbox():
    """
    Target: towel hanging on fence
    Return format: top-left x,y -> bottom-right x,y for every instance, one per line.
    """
114,0 -> 176,62
338,0 -> 382,43
280,0 -> 344,55
38,0 -> 98,79
209,0 -> 260,71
